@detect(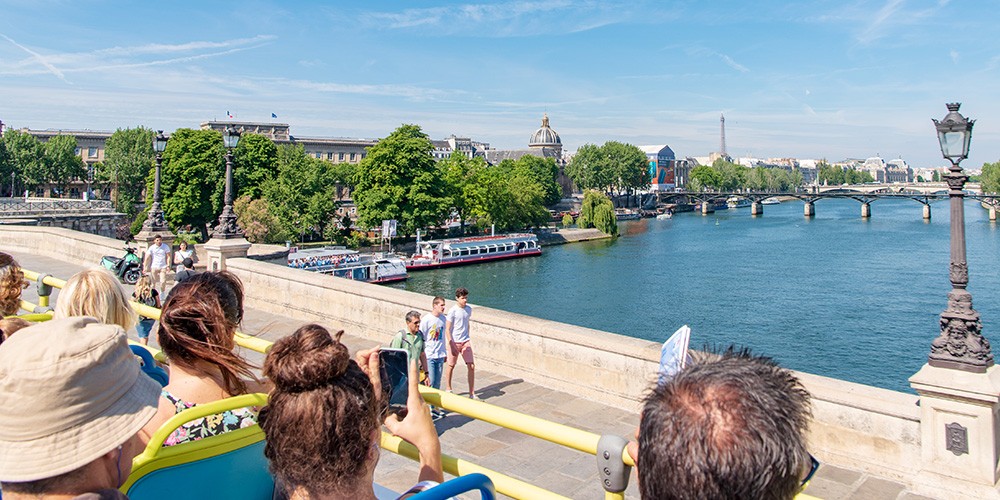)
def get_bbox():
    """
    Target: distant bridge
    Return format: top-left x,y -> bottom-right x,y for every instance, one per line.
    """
656,184 -> 999,220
